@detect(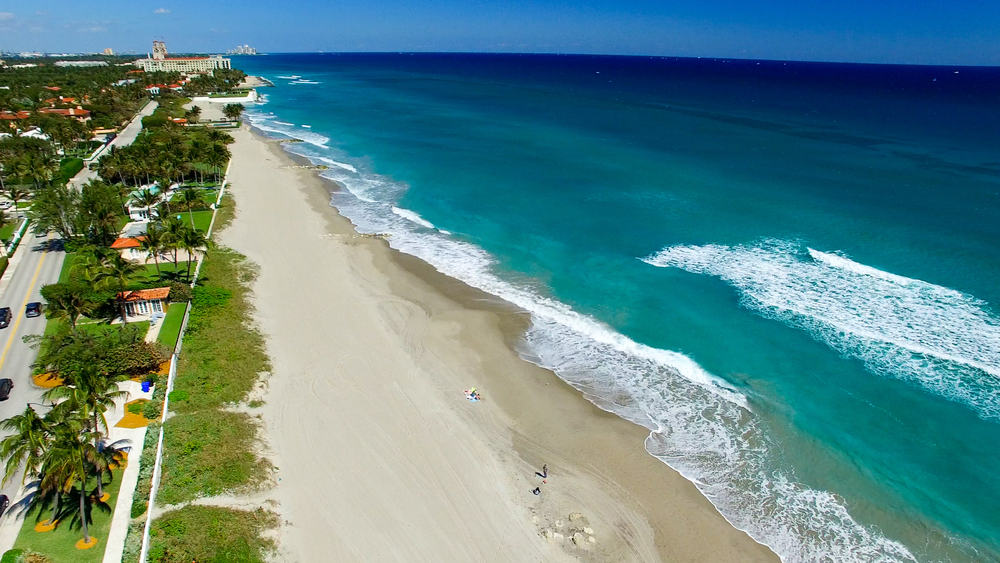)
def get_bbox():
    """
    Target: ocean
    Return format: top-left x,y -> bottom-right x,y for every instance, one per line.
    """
233,53 -> 1000,561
